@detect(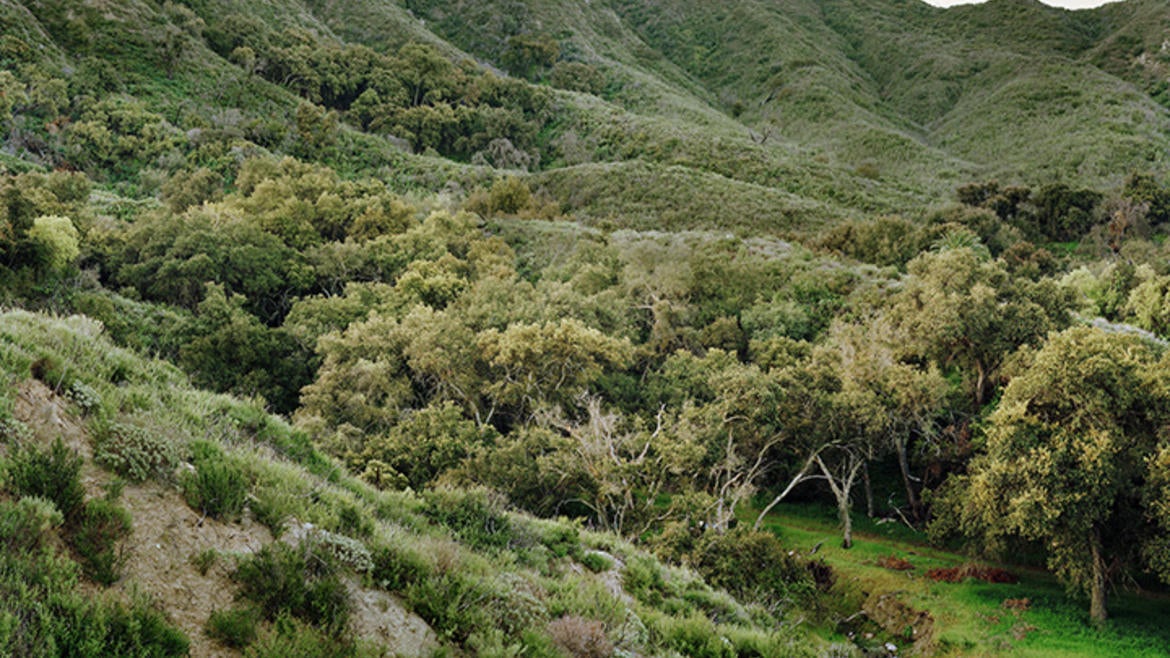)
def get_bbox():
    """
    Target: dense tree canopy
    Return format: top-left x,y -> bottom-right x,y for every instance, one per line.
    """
935,327 -> 1170,624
